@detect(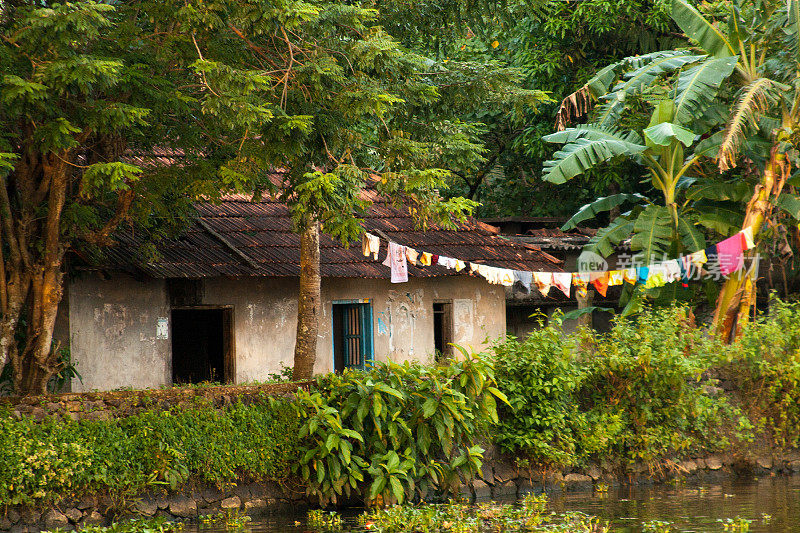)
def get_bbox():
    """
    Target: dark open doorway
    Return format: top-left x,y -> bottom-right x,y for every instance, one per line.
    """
433,301 -> 453,362
171,308 -> 234,384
